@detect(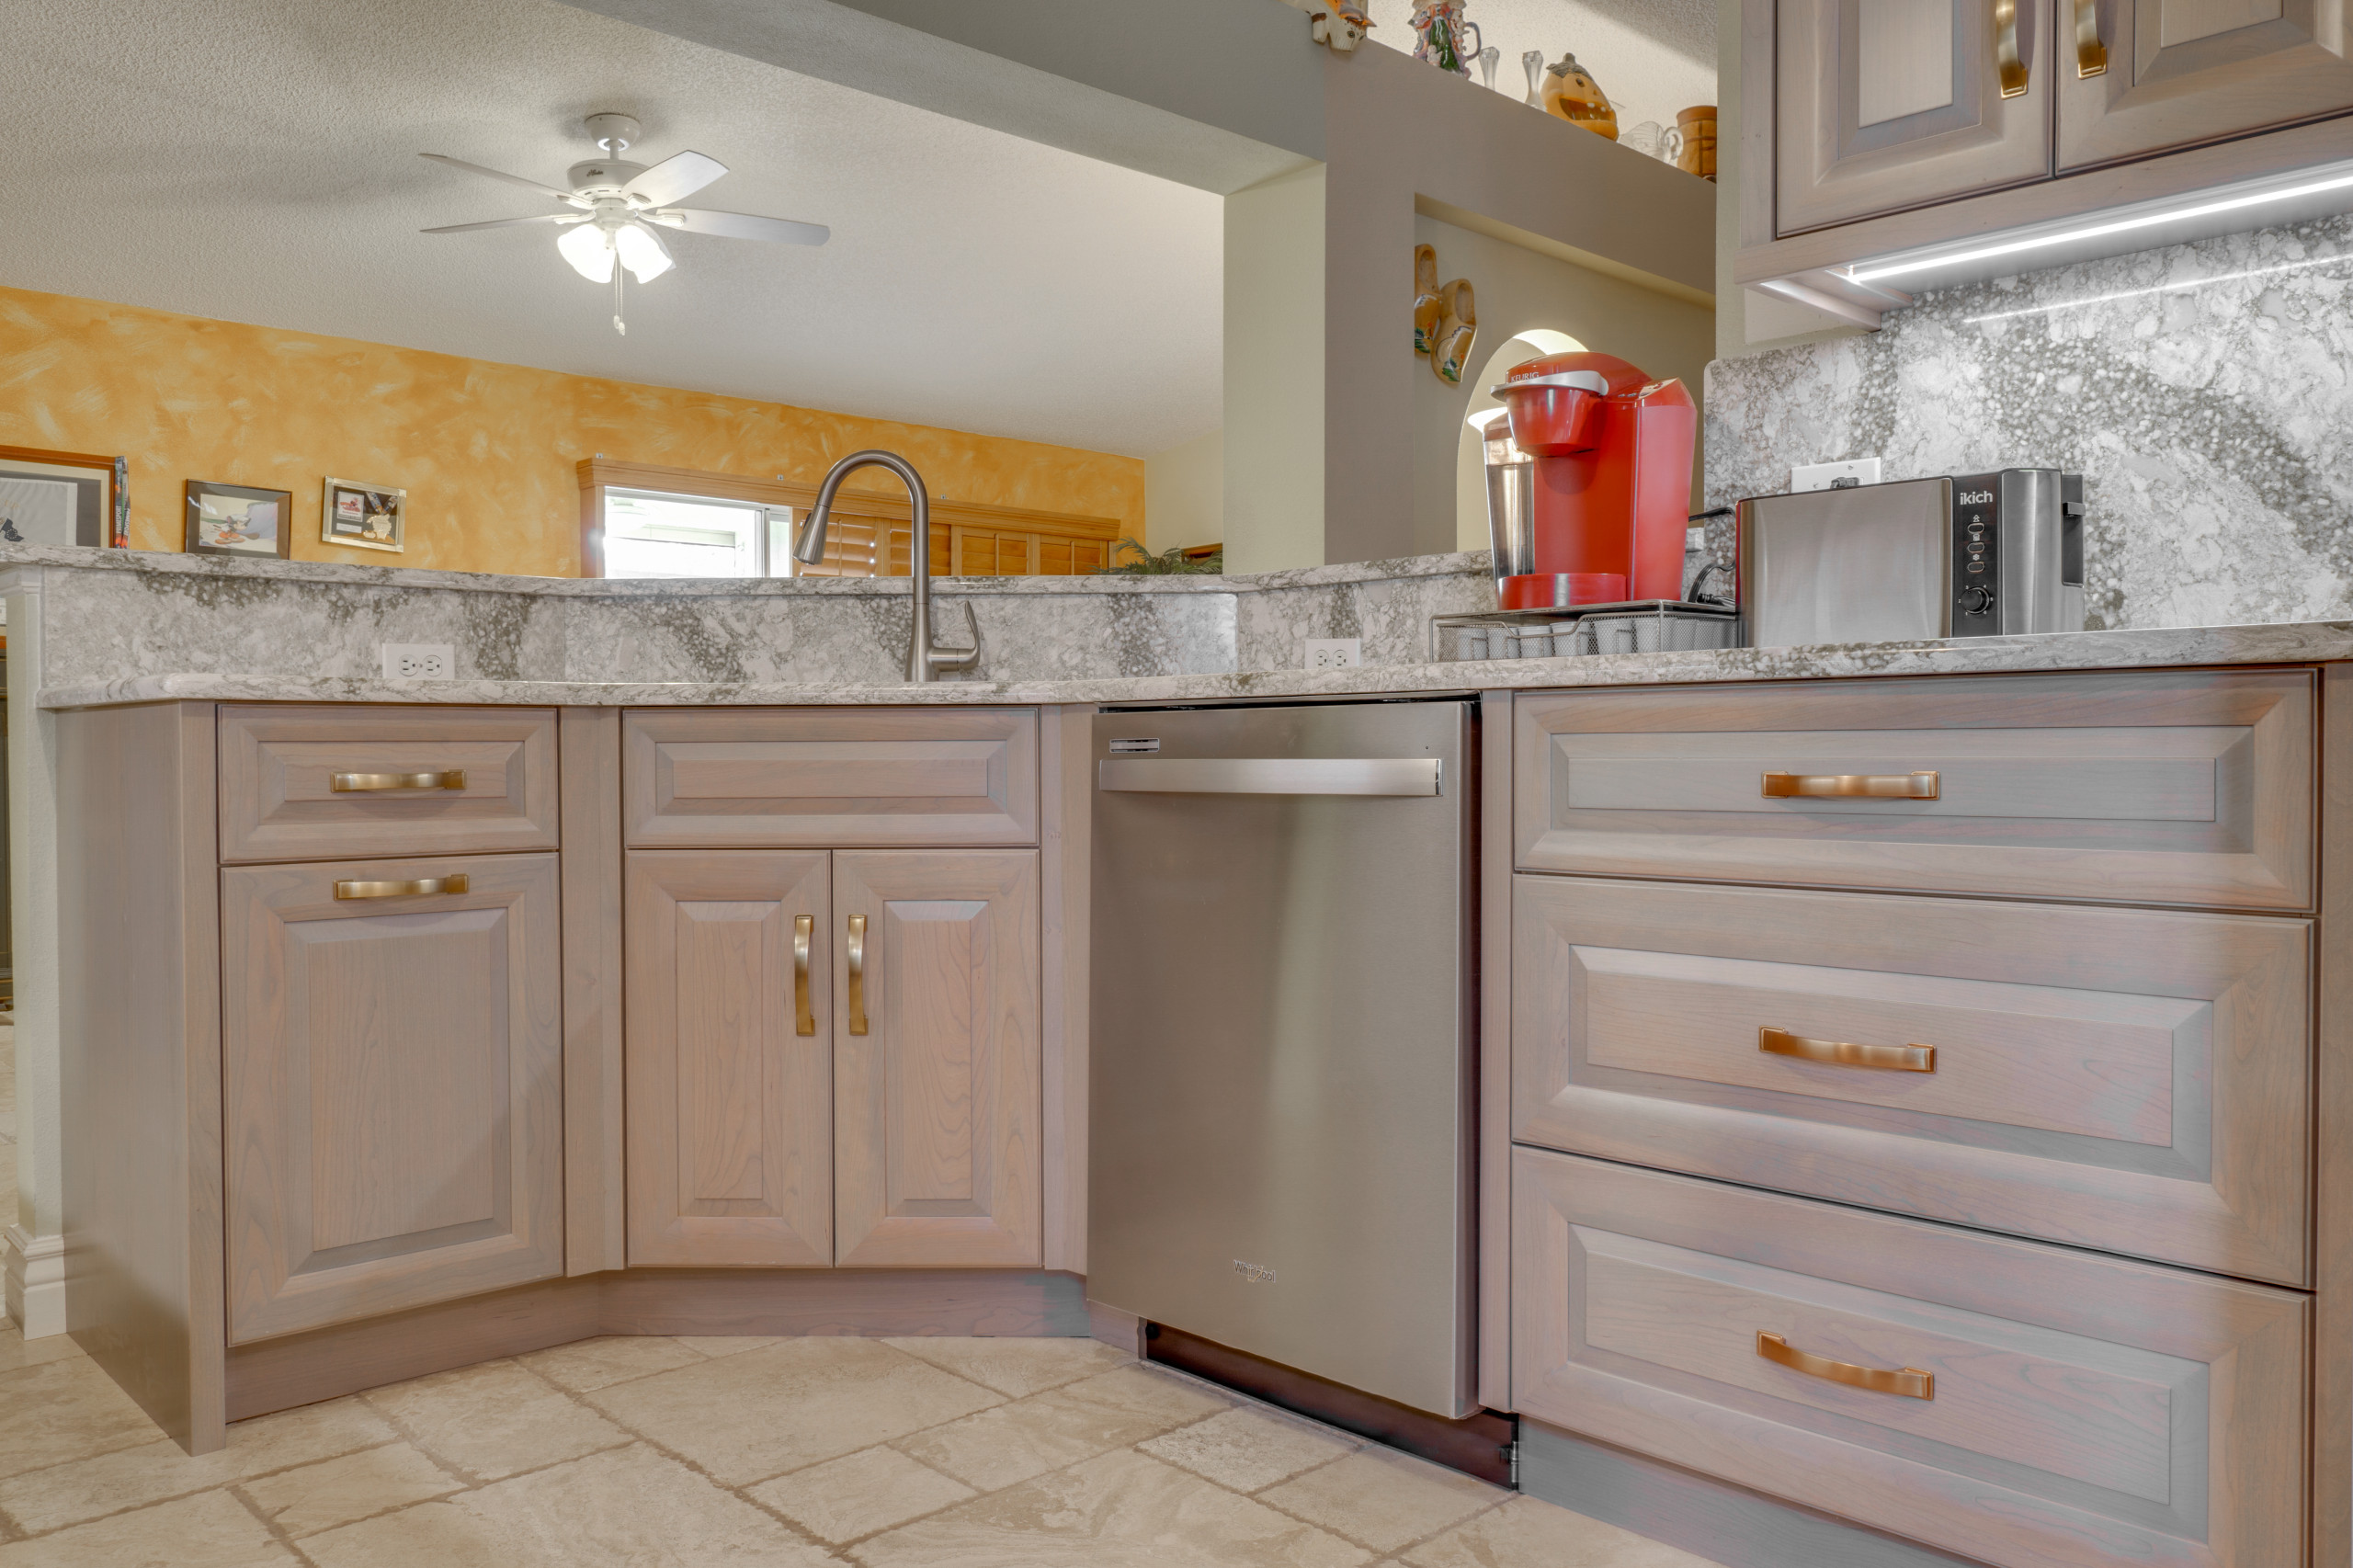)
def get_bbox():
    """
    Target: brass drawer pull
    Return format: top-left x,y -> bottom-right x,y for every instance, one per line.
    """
847,914 -> 870,1037
1994,0 -> 2029,97
331,769 -> 467,792
335,873 -> 470,901
1760,770 -> 1938,800
793,914 -> 816,1037
1759,1026 -> 1936,1073
2074,0 -> 2107,77
1758,1332 -> 1934,1400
